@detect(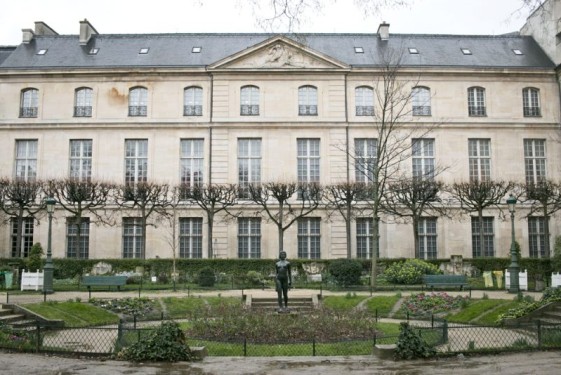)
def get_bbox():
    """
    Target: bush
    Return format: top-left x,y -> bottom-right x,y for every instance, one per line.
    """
394,322 -> 435,360
26,243 -> 44,272
328,259 -> 363,287
384,259 -> 440,284
197,267 -> 215,287
120,321 -> 192,362
243,270 -> 265,286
